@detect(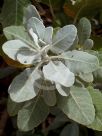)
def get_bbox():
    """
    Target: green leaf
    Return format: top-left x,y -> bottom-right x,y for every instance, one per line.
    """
0,0 -> 30,27
17,97 -> 49,131
51,25 -> 77,54
93,67 -> 102,82
2,39 -> 33,61
8,68 -> 41,102
79,72 -> 93,83
43,90 -> 56,106
60,123 -> 79,136
61,50 -> 99,74
43,61 -> 75,87
58,86 -> 95,125
87,87 -> 102,131
23,5 -> 42,24
78,17 -> 91,45
3,26 -> 35,49
7,97 -> 24,116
